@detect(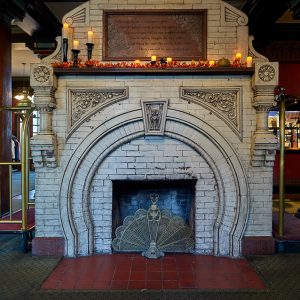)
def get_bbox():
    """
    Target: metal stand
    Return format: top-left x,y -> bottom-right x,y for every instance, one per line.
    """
62,38 -> 68,62
86,43 -> 94,60
72,49 -> 80,67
